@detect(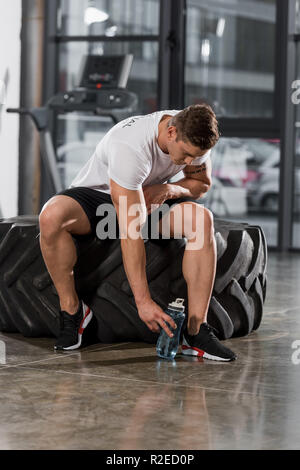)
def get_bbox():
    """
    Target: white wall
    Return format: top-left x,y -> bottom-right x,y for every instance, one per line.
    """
0,1 -> 22,218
